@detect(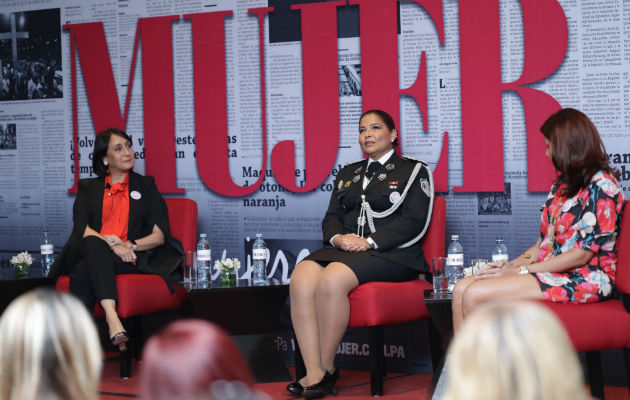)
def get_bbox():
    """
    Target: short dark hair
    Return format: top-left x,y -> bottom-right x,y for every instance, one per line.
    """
540,108 -> 618,197
359,109 -> 399,147
92,128 -> 132,178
